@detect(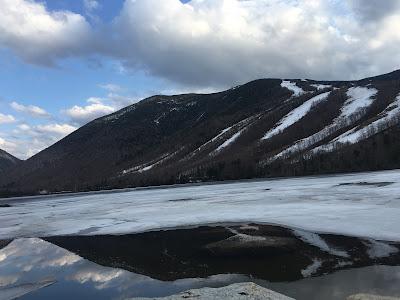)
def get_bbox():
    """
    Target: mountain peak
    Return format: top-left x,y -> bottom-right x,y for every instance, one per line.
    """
0,149 -> 21,174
